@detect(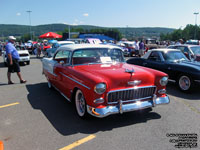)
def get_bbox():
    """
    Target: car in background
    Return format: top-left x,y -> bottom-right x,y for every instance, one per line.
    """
46,41 -> 74,57
127,49 -> 200,92
185,40 -> 200,45
103,43 -> 130,57
117,41 -> 136,56
3,45 -> 30,66
168,45 -> 200,61
42,44 -> 170,118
